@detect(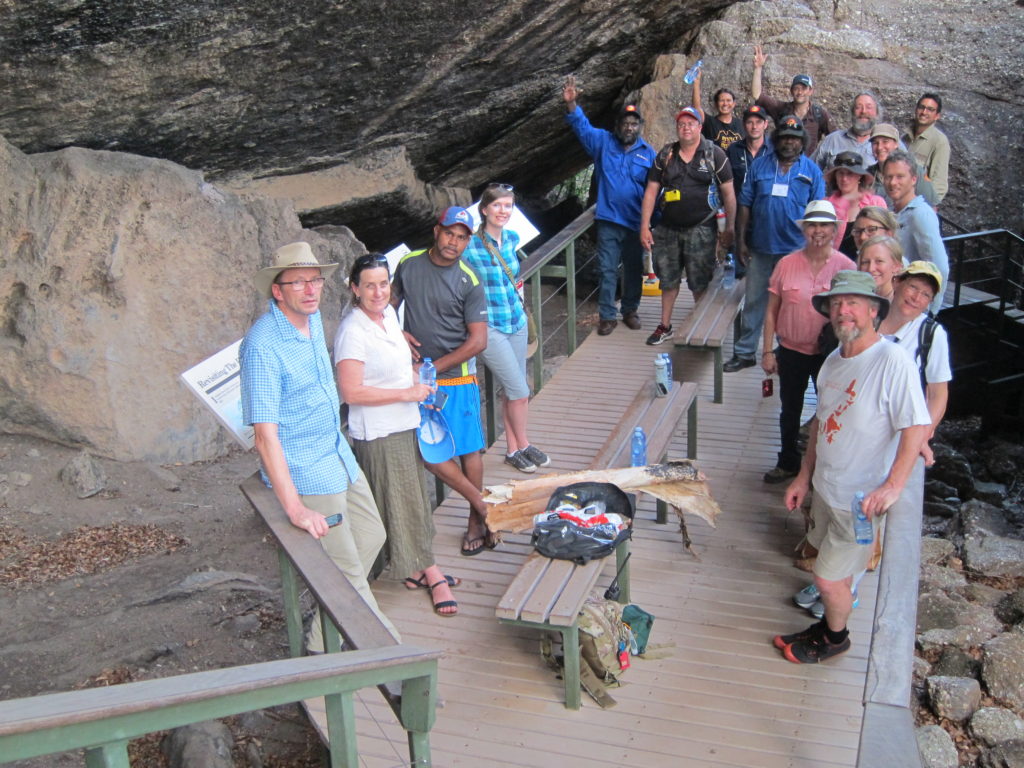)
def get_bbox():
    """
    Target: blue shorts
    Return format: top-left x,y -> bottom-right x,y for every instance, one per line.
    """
438,381 -> 485,457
